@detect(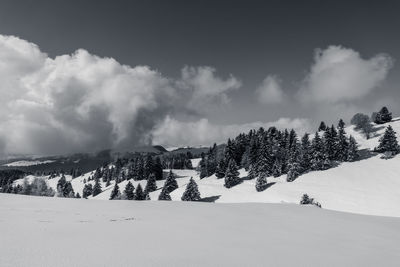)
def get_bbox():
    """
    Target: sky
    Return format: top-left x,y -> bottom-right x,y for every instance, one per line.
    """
0,0 -> 399,155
